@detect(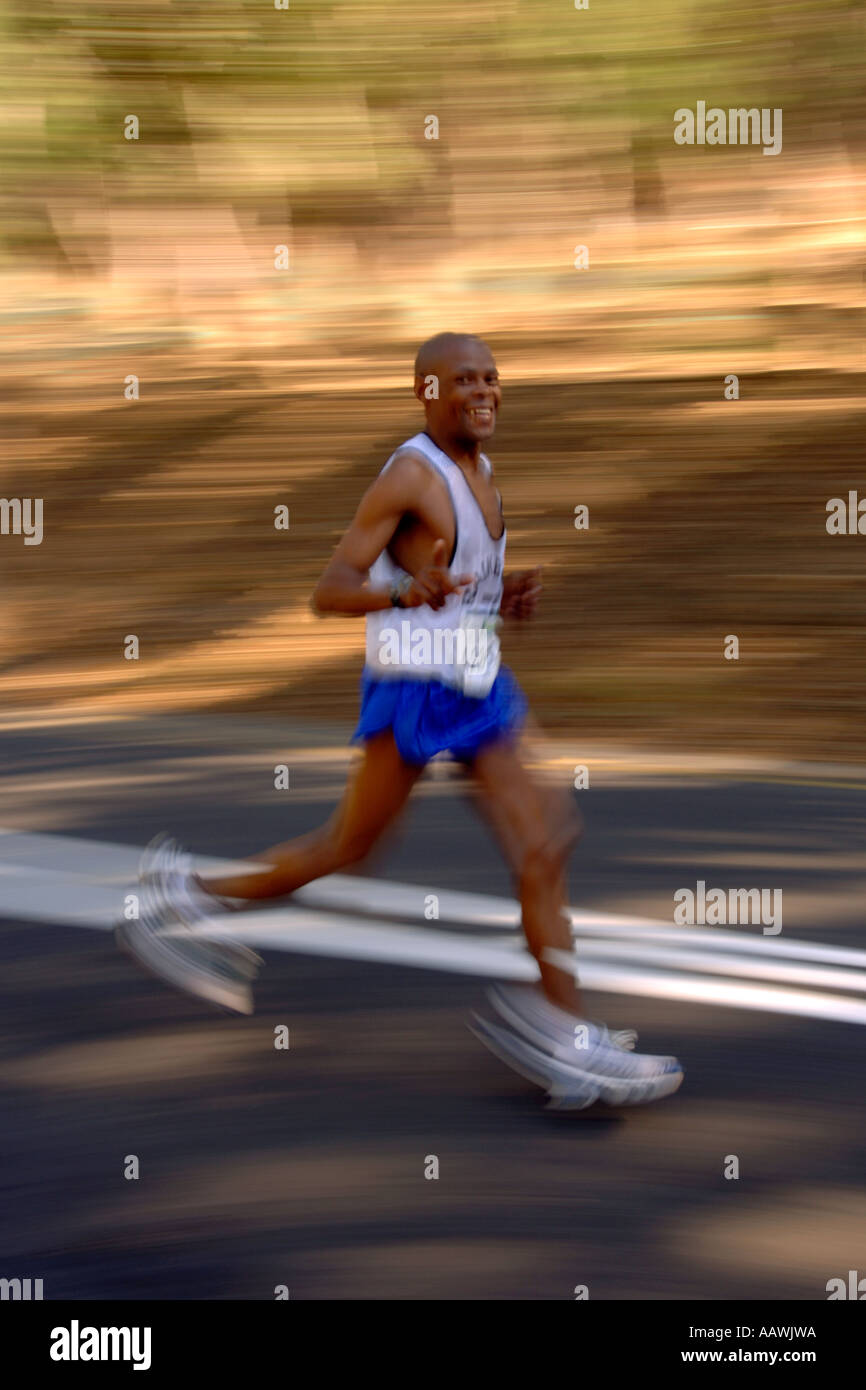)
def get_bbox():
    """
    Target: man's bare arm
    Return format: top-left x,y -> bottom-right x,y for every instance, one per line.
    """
311,453 -> 471,616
